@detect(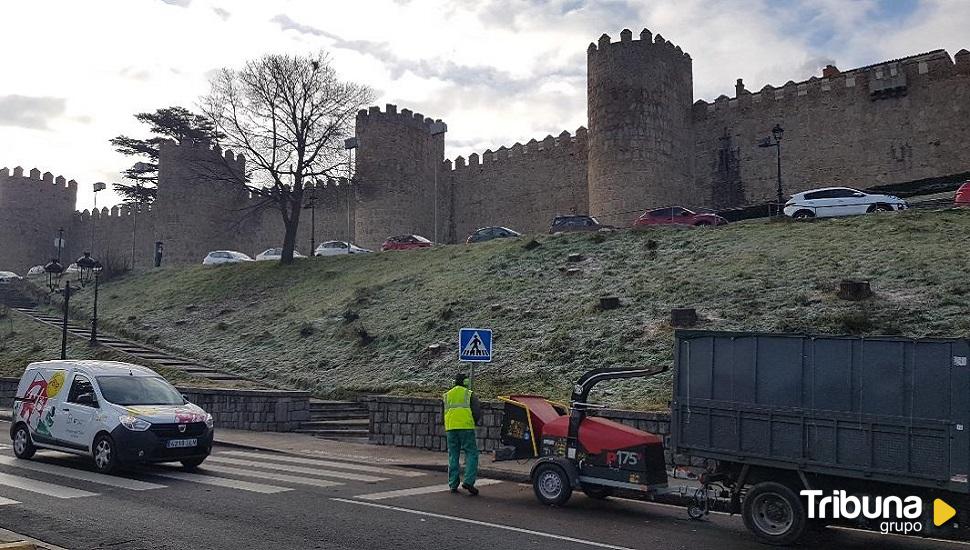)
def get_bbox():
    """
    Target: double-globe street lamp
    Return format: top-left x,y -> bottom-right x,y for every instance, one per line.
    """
75,252 -> 103,344
43,251 -> 104,360
758,124 -> 785,213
